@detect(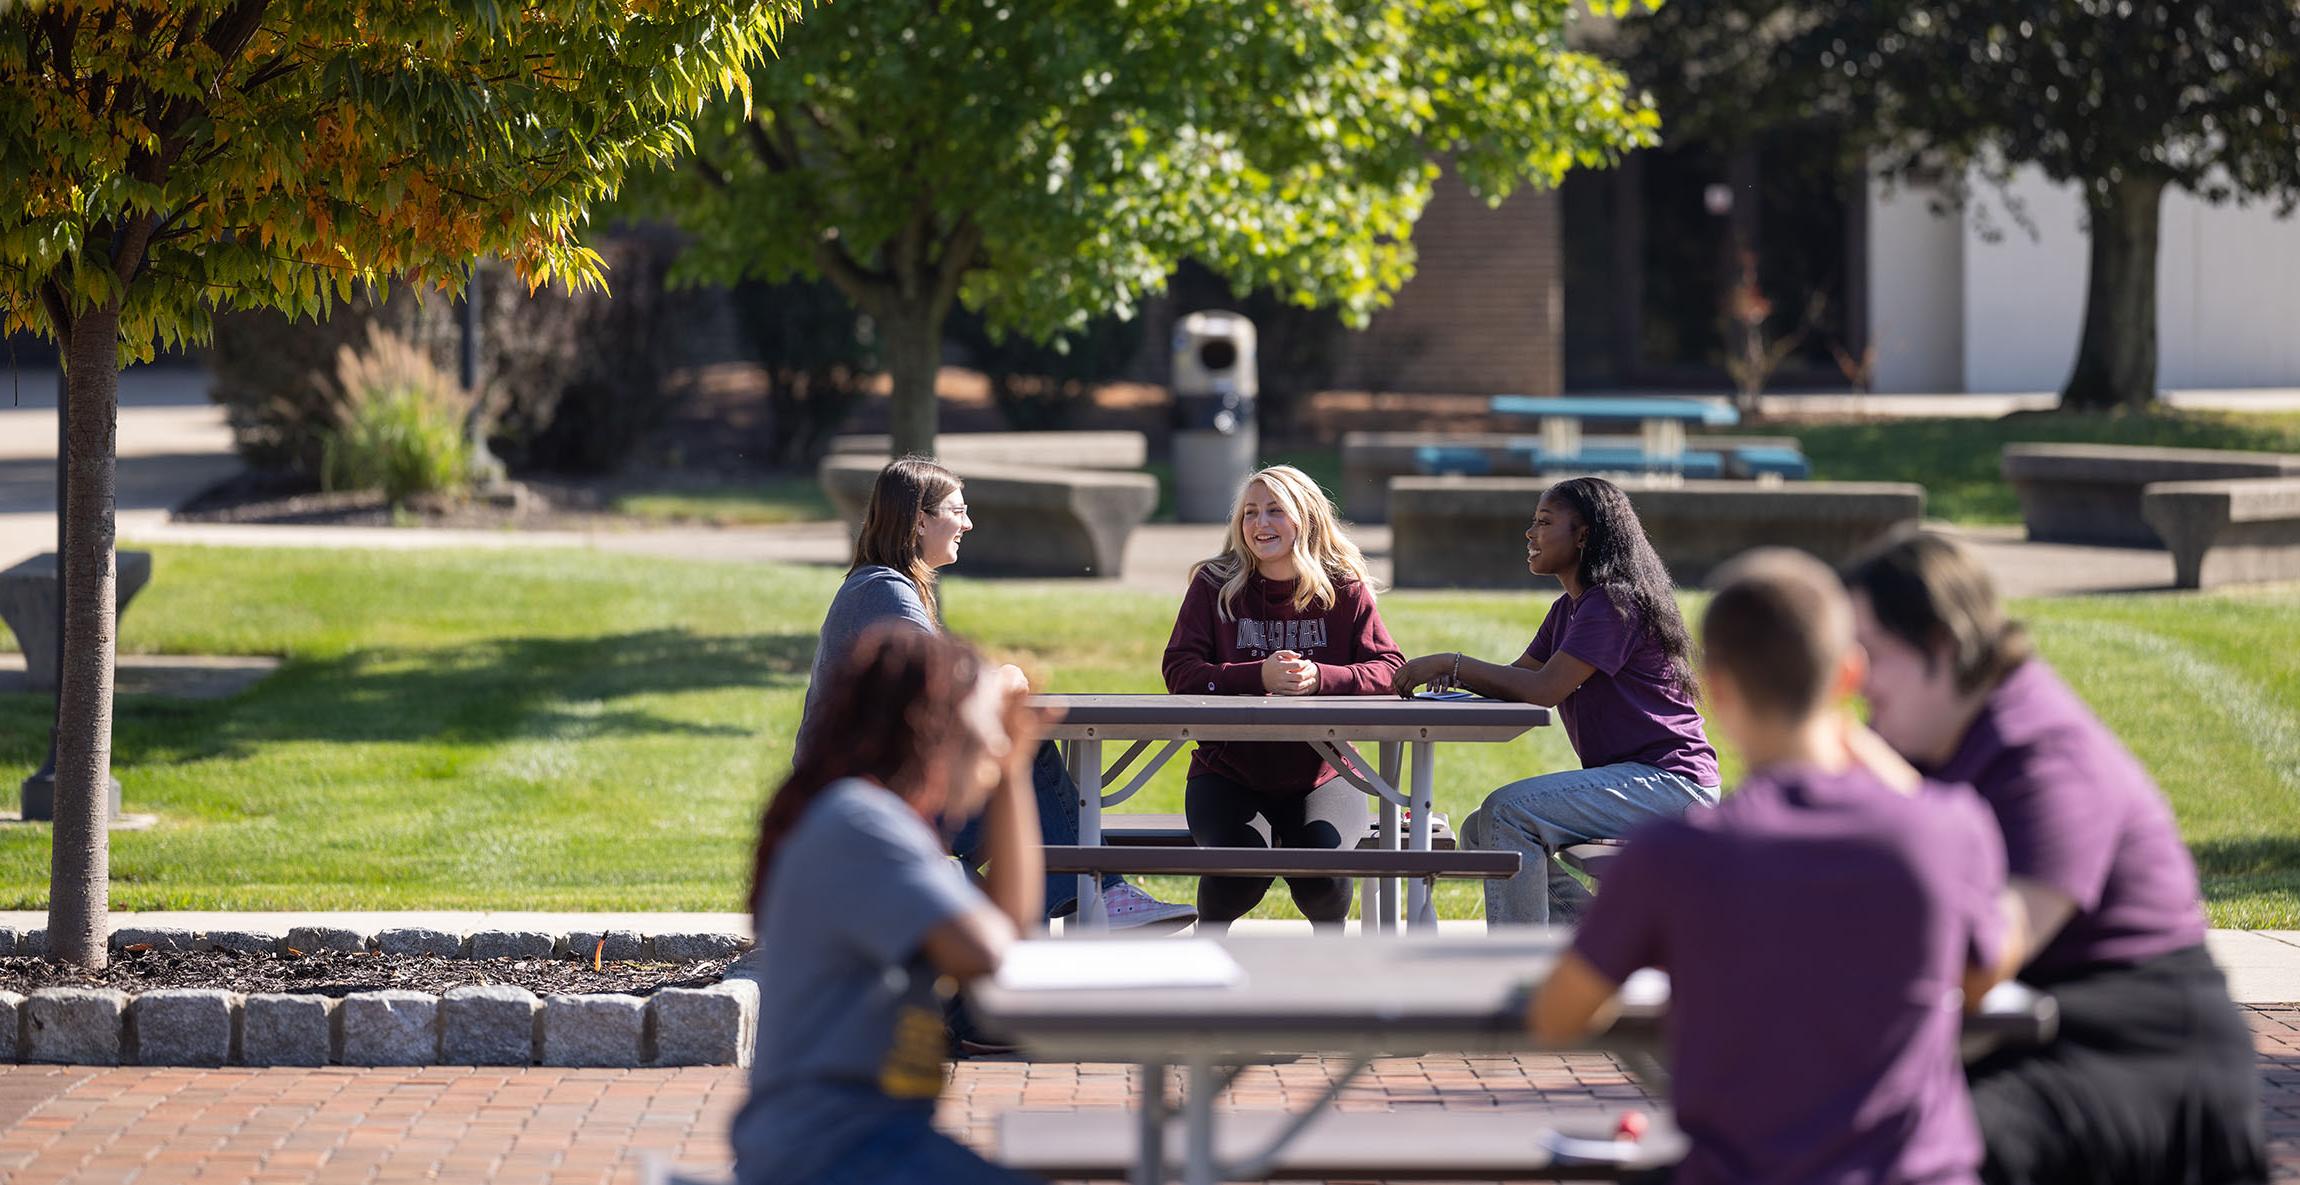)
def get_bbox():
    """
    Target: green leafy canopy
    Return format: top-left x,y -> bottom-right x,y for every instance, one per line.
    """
0,0 -> 795,363
622,0 -> 1663,344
